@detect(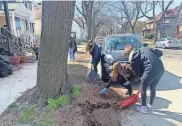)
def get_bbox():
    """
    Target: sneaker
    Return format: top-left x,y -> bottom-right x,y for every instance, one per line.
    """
147,103 -> 152,111
136,106 -> 148,114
